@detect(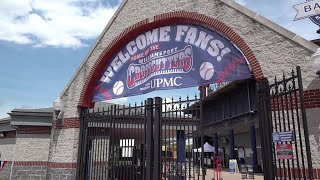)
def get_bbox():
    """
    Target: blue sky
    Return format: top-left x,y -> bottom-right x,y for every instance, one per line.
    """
0,0 -> 318,118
